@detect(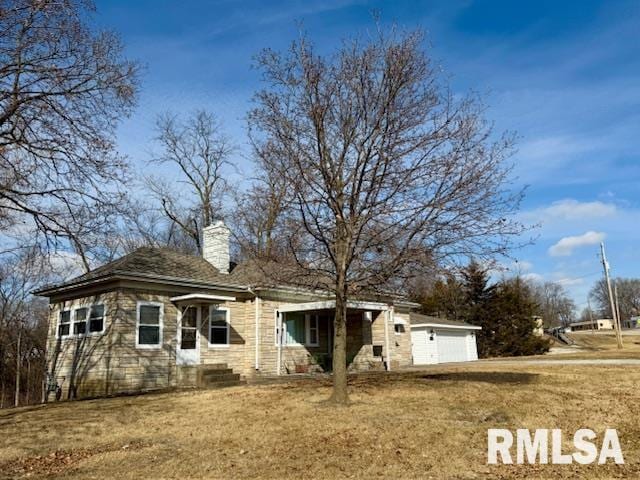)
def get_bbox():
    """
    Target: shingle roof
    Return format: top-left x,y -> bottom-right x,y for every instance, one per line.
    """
410,312 -> 479,329
36,247 -> 246,294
